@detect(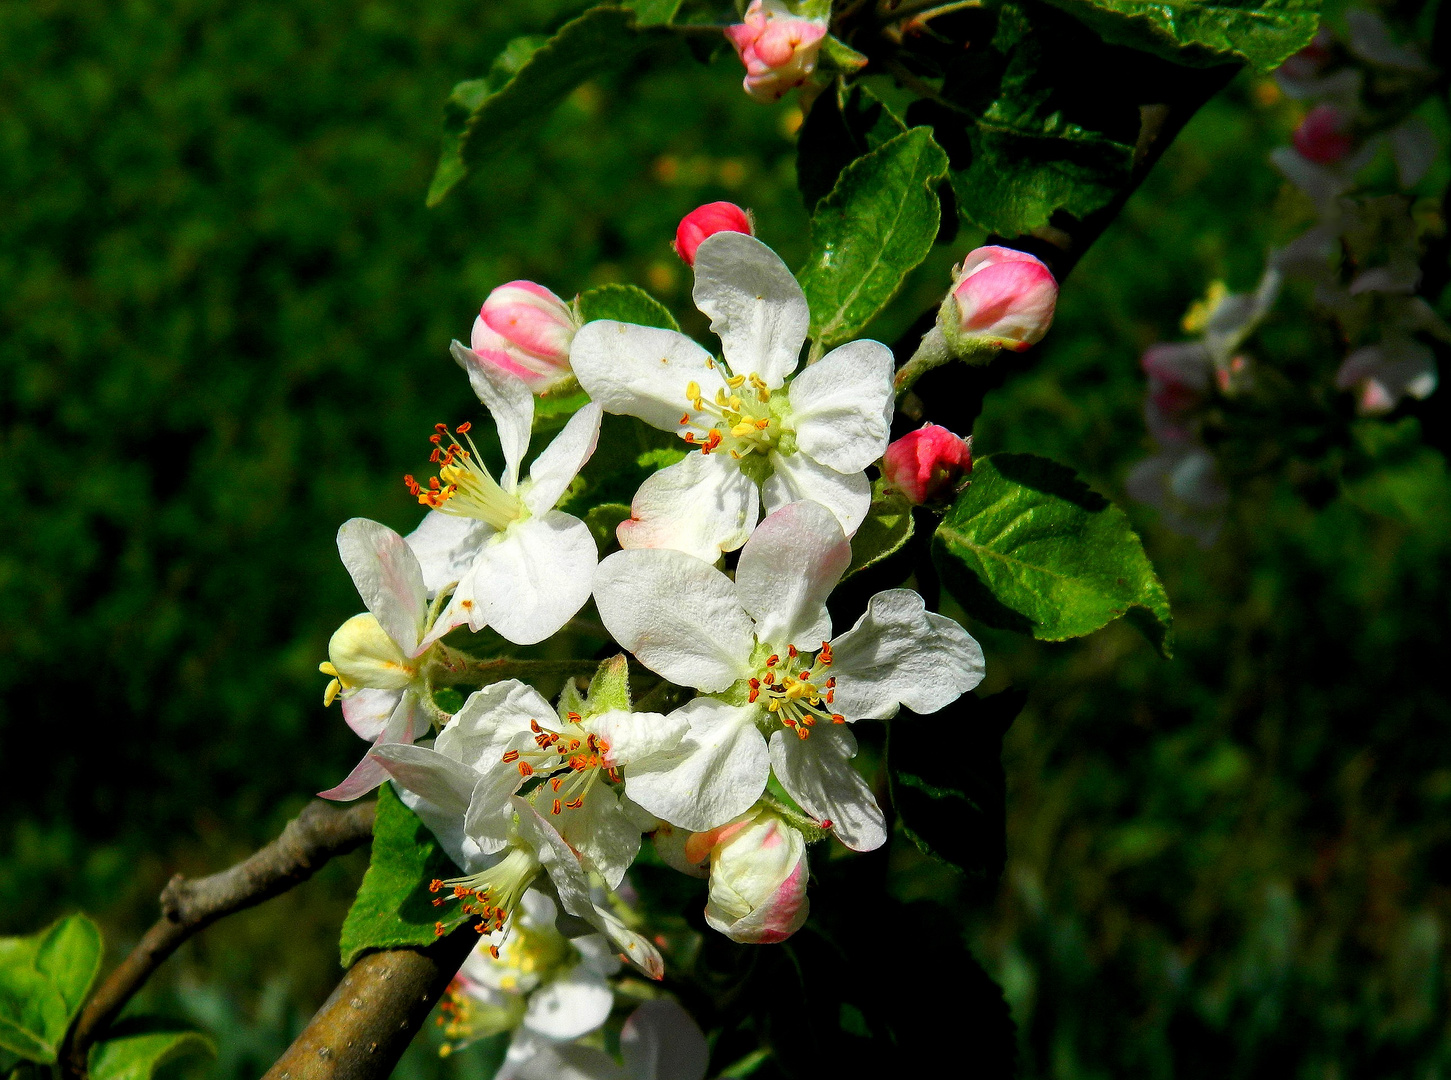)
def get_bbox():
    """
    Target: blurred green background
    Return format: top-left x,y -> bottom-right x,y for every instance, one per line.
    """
2,0 -> 1449,1077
